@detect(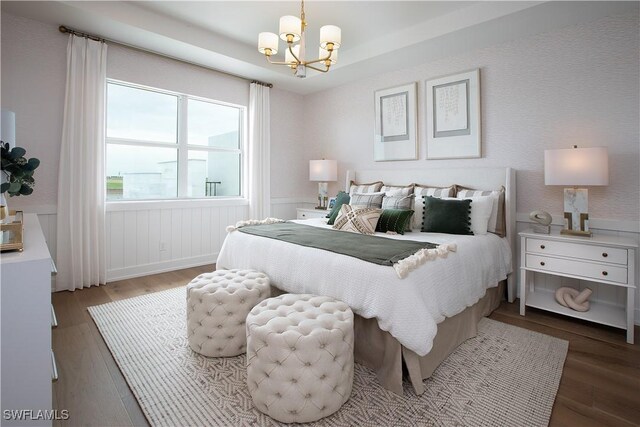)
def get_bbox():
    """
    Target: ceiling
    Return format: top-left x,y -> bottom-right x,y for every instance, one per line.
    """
2,1 -> 637,94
